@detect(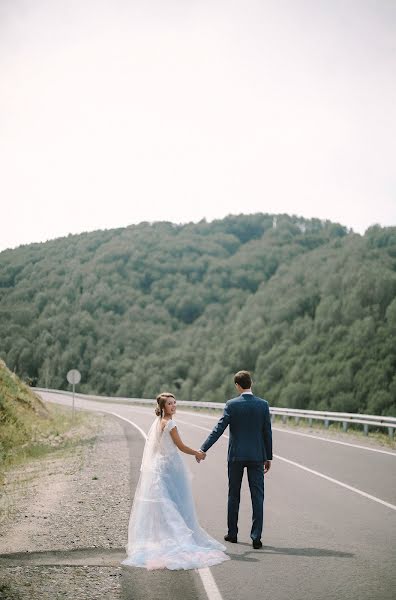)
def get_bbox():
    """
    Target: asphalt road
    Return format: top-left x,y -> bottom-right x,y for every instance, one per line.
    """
38,391 -> 396,600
